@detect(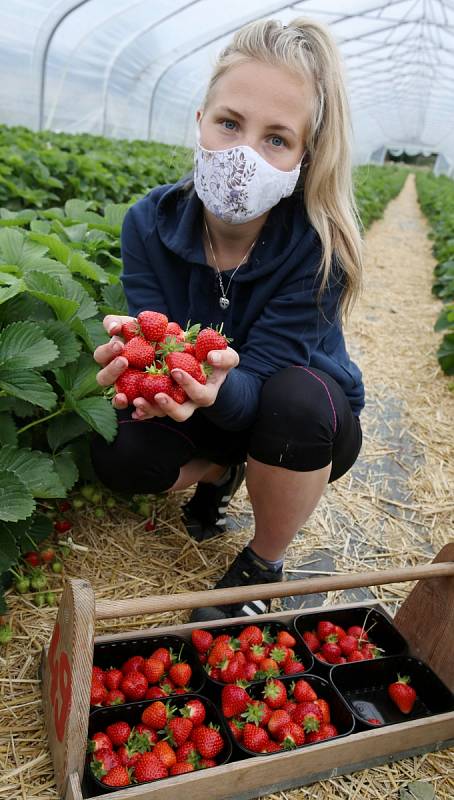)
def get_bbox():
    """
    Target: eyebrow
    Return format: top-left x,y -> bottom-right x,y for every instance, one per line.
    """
215,106 -> 297,138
